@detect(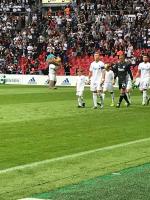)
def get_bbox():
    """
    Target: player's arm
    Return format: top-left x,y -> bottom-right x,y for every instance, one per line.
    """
88,71 -> 92,79
127,64 -> 133,81
134,69 -> 141,79
112,64 -> 118,82
101,69 -> 106,84
112,71 -> 115,85
134,65 -> 141,82
88,64 -> 92,84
